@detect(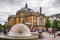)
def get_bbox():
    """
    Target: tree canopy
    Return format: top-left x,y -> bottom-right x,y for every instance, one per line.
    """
45,18 -> 51,28
52,19 -> 60,28
0,24 -> 5,29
